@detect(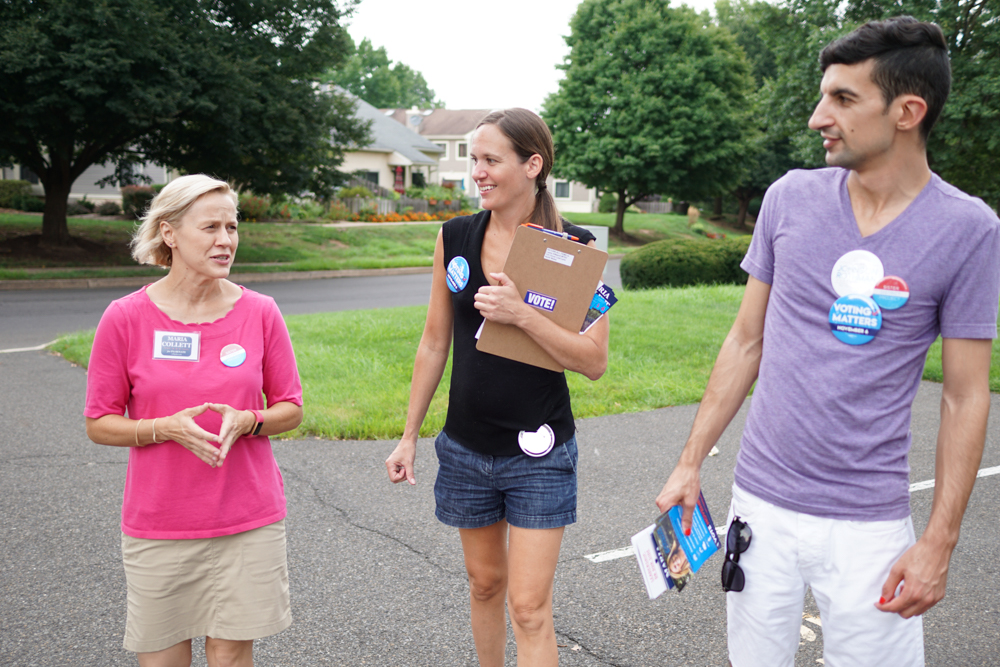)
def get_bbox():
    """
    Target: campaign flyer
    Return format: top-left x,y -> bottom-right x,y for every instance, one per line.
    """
580,281 -> 618,333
